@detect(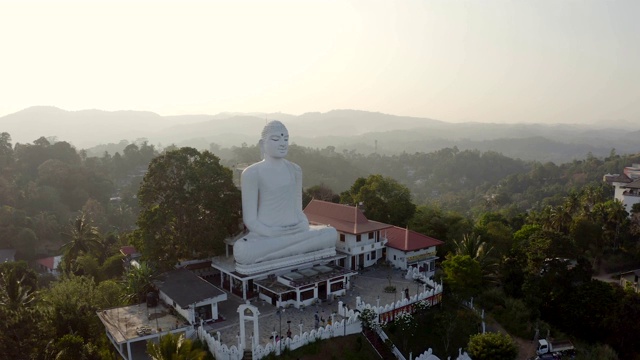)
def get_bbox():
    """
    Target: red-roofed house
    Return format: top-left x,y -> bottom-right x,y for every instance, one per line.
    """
120,245 -> 142,270
119,245 -> 140,258
385,226 -> 443,276
35,255 -> 62,277
305,200 -> 400,271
